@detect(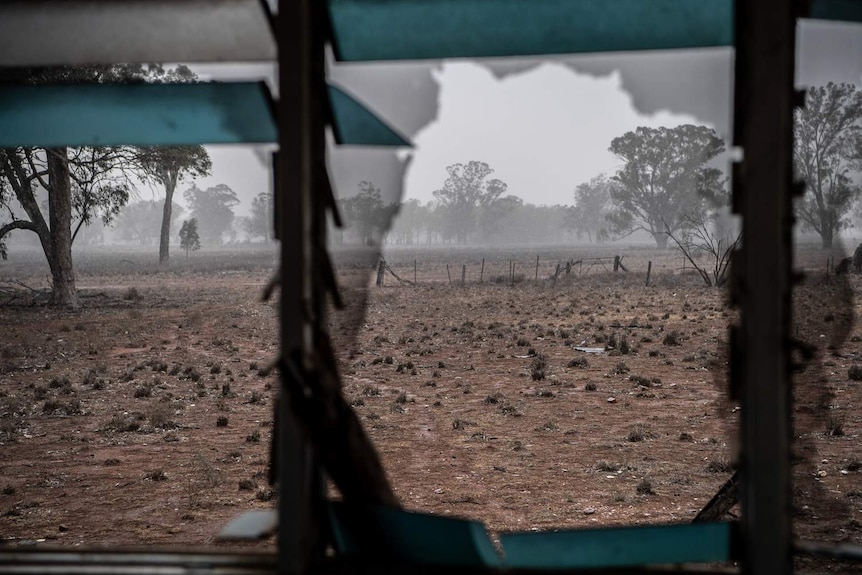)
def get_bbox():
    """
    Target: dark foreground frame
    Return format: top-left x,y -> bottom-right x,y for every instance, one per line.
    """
0,0 -> 859,573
